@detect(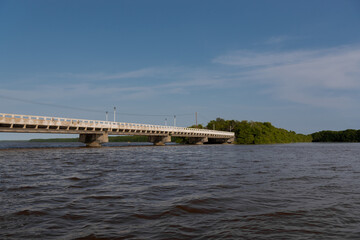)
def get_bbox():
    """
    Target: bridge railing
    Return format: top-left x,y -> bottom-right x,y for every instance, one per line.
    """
0,113 -> 234,137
